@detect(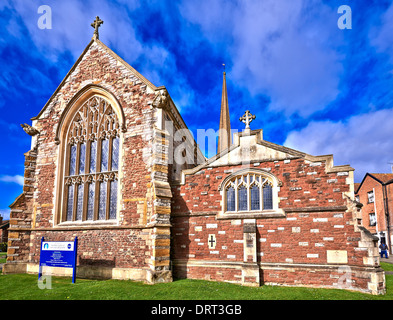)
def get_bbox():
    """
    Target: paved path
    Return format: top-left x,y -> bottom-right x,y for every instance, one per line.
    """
380,254 -> 393,264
